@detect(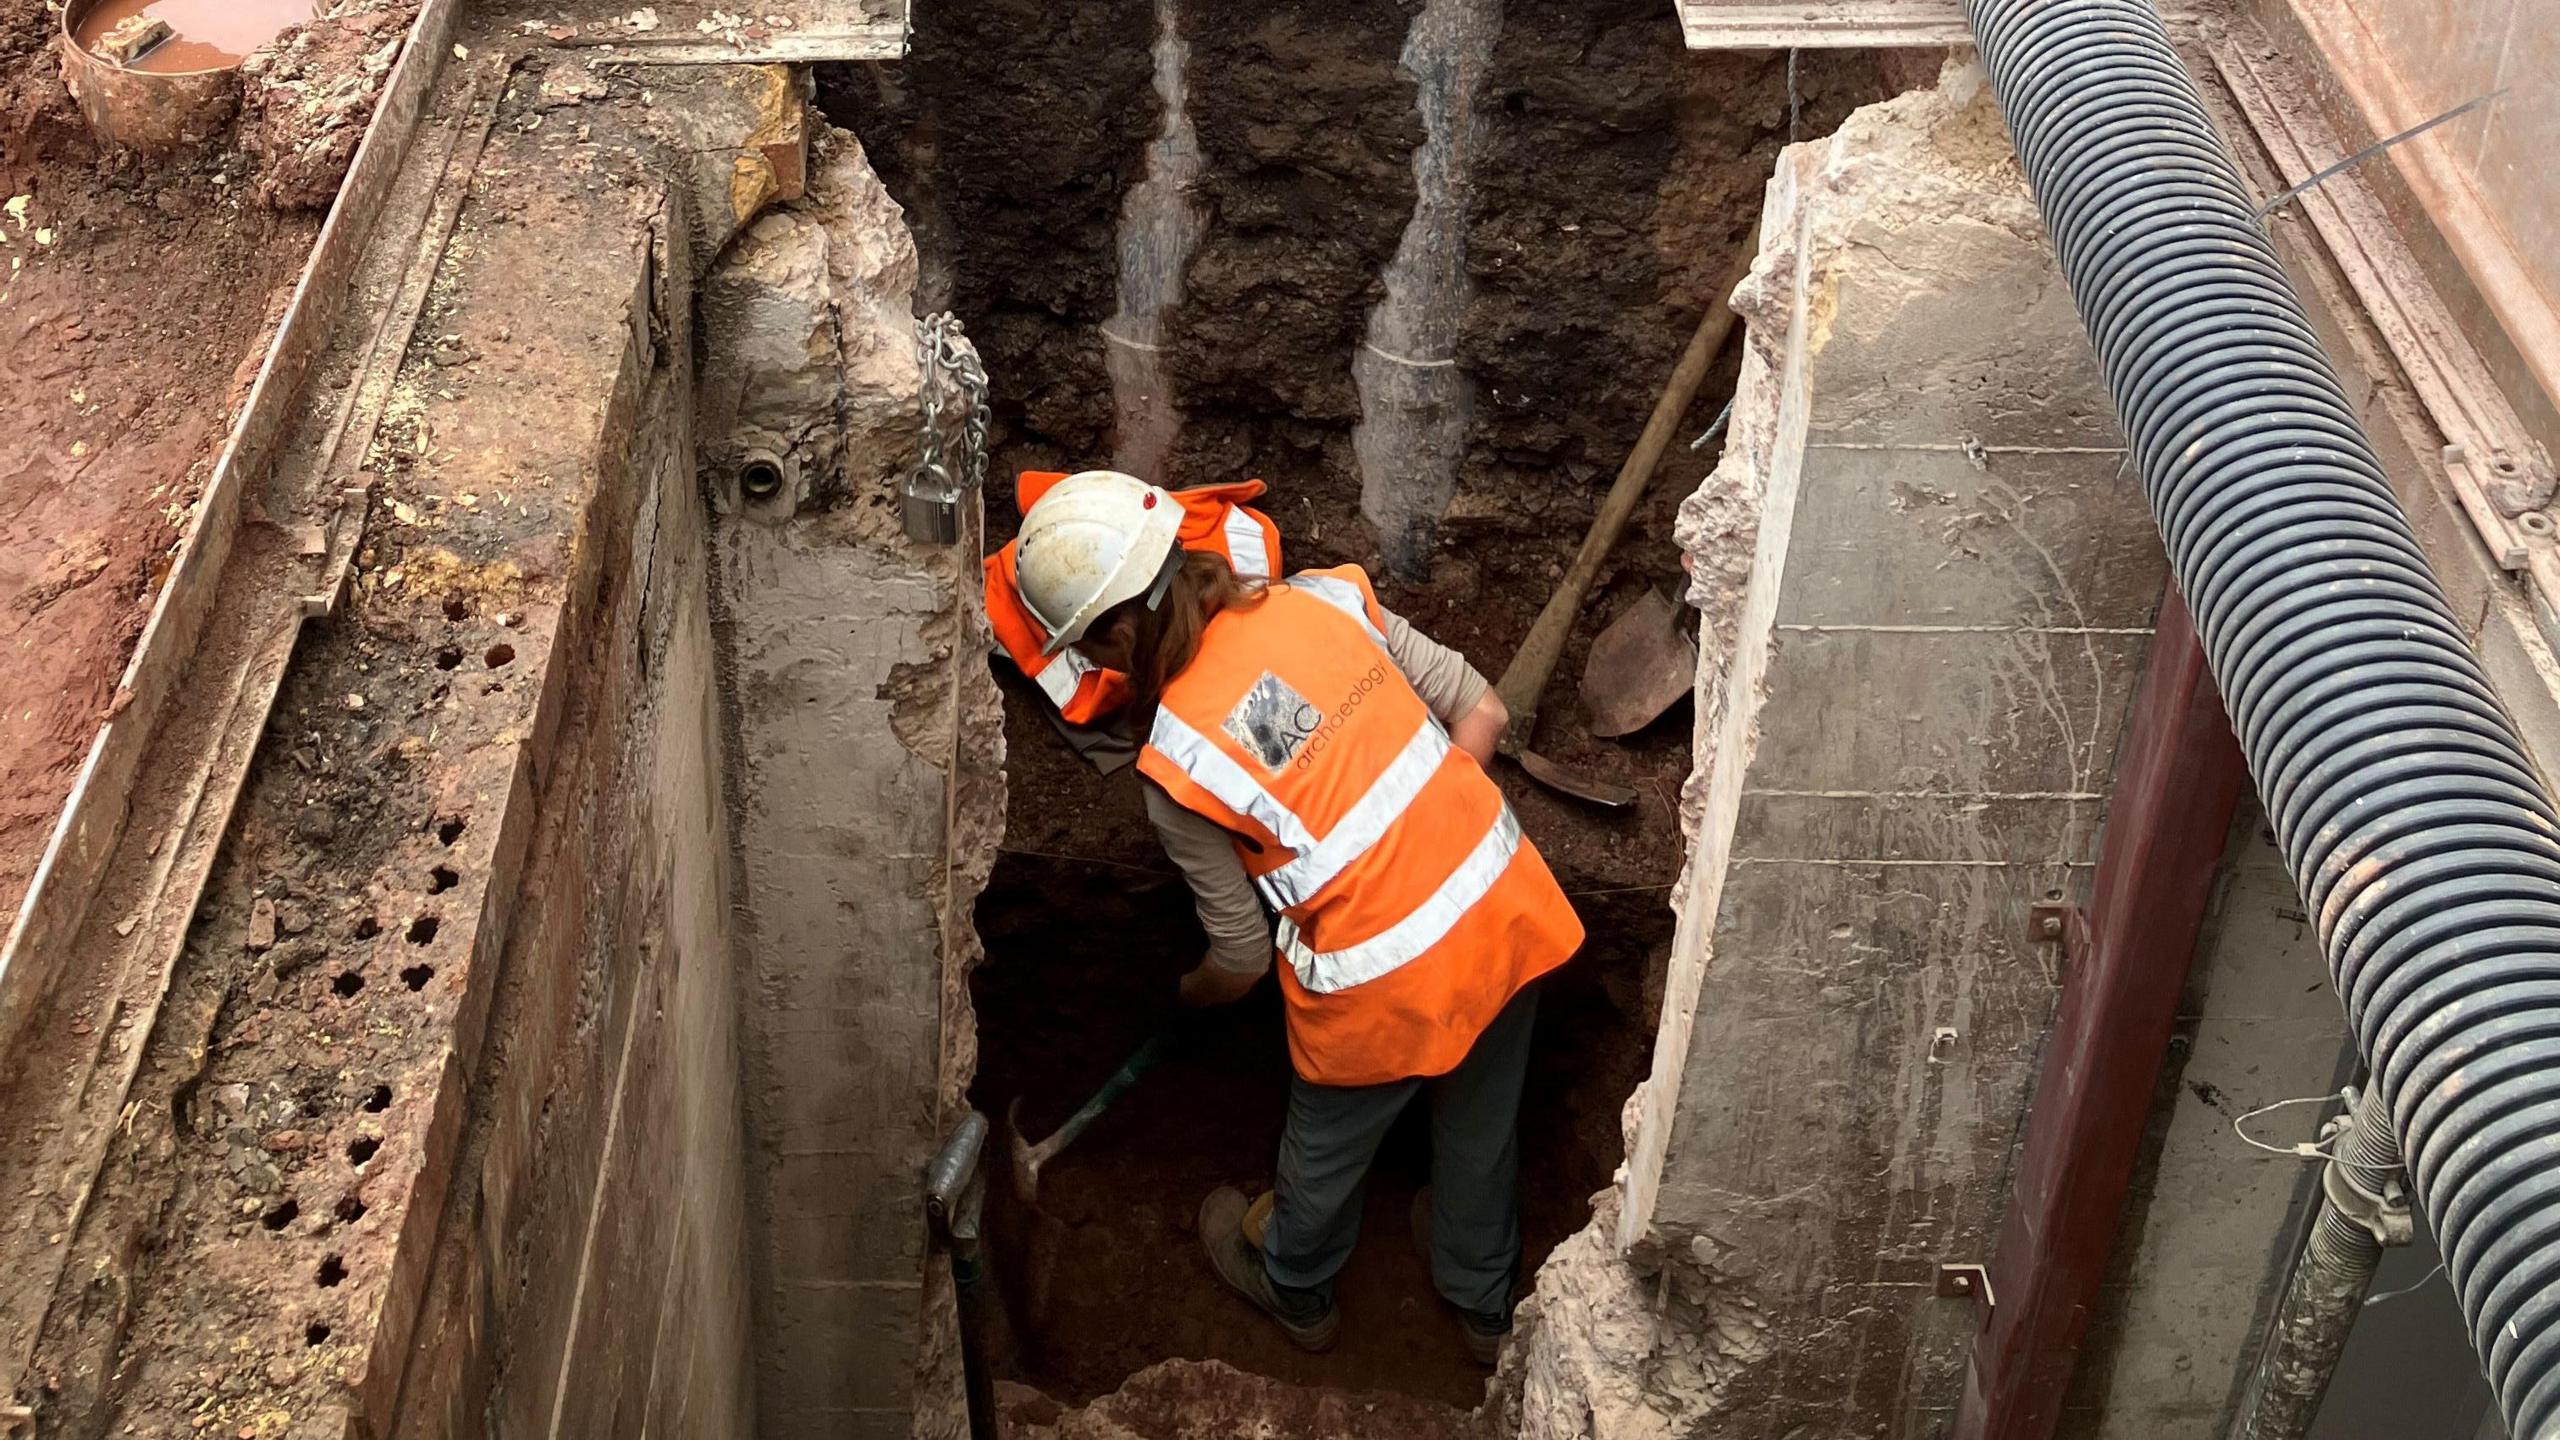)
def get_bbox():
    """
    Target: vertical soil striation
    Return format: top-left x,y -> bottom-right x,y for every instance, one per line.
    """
1157,0 -> 1421,491
833,2 -> 1889,1414
1440,1 -> 1886,777
818,0 -> 1158,473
